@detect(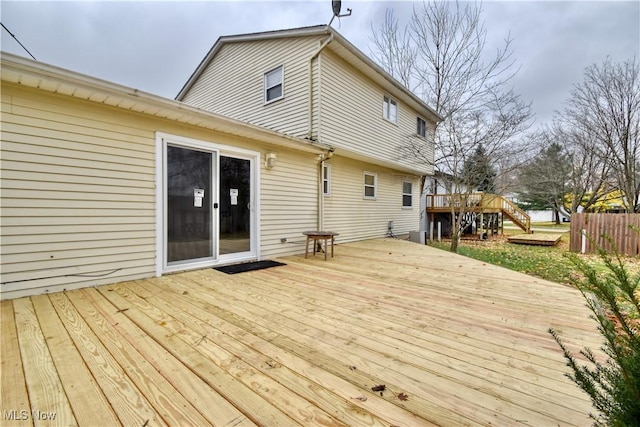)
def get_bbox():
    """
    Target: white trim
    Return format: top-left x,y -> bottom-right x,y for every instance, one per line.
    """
264,65 -> 284,104
364,171 -> 377,200
155,132 -> 260,275
155,134 -> 164,277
